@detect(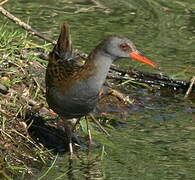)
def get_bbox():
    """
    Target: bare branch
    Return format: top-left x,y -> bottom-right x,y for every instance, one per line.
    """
184,76 -> 195,98
0,0 -> 9,5
0,6 -> 56,44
